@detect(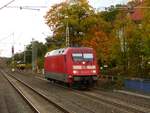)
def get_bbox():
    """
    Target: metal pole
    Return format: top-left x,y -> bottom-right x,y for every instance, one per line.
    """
12,32 -> 15,72
65,16 -> 70,47
24,45 -> 26,64
35,44 -> 38,73
32,39 -> 35,72
12,45 -> 15,72
32,39 -> 38,72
